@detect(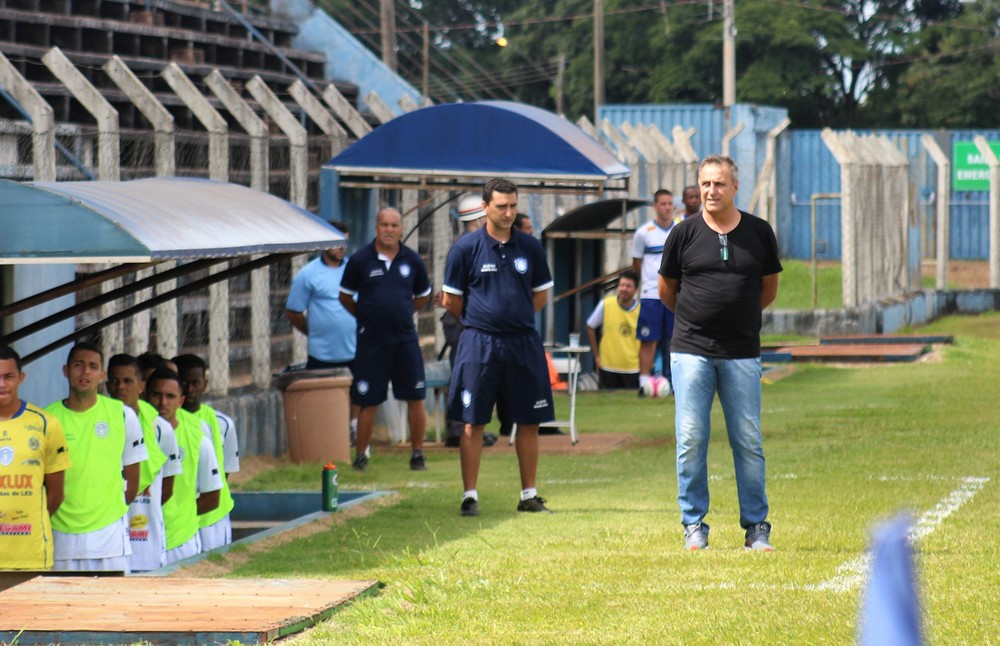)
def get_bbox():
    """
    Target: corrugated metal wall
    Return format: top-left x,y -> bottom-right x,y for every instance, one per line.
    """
601,101 -> 998,261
